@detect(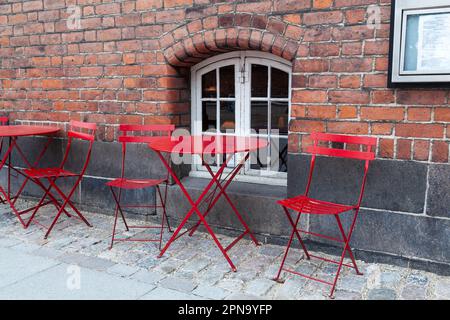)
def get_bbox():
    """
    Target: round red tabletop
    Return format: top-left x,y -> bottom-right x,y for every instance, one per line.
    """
0,125 -> 60,137
148,135 -> 268,155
